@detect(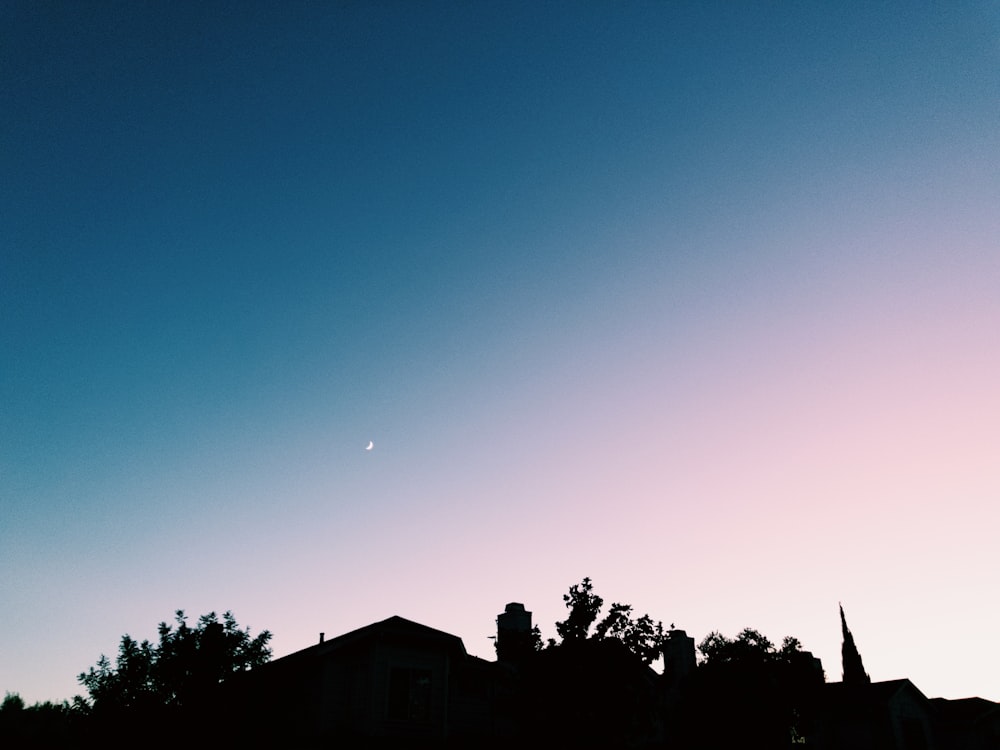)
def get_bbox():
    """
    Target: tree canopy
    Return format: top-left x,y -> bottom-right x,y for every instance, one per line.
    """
518,578 -> 670,746
78,610 -> 272,714
698,627 -> 809,667
0,692 -> 84,746
552,577 -> 667,665
675,627 -> 824,748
